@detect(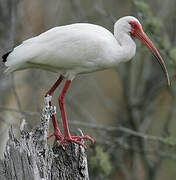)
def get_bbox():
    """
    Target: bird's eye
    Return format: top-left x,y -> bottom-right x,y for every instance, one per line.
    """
132,24 -> 137,28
